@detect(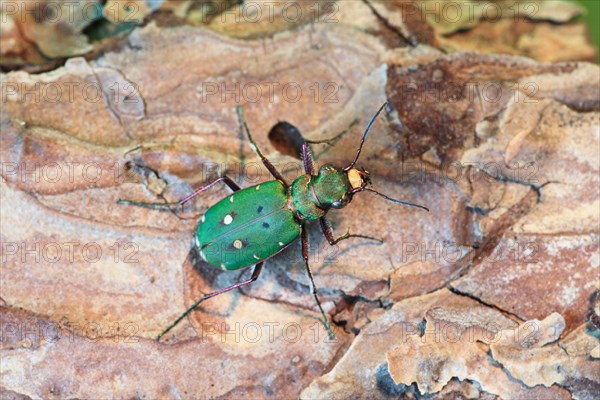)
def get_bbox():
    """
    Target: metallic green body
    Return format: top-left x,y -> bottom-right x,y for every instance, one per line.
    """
197,165 -> 353,271
196,180 -> 300,271
310,164 -> 352,208
290,164 -> 351,220
290,175 -> 325,221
